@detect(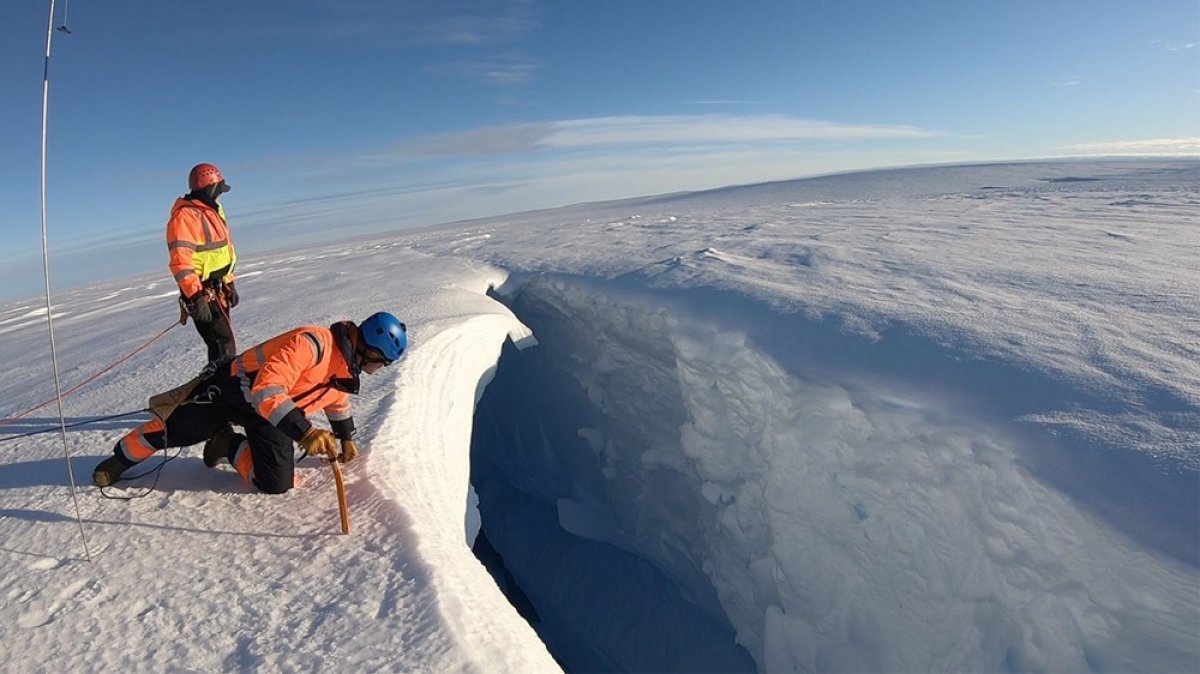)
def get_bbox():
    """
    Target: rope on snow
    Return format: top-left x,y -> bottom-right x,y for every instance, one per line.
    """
0,319 -> 180,426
